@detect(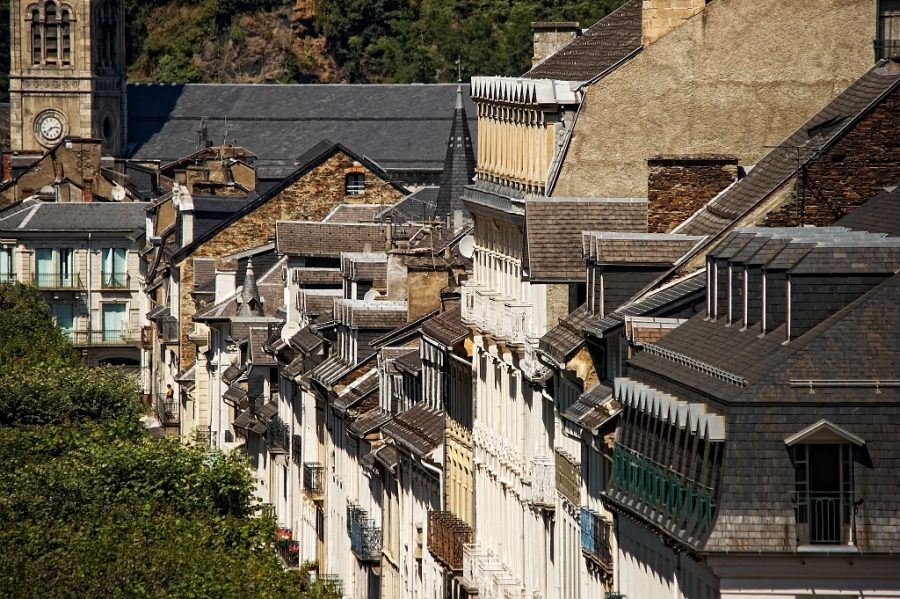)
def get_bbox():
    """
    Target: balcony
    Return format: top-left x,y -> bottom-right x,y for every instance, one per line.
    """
303,462 -> 325,500
875,40 -> 900,61
69,325 -> 143,347
555,449 -> 581,507
461,543 -> 526,598
266,414 -> 290,454
580,508 -> 613,573
612,443 -> 716,531
101,271 -> 131,290
275,528 -> 300,569
30,272 -> 83,289
795,491 -> 854,546
526,455 -> 556,509
156,393 -> 179,425
348,502 -> 382,562
428,511 -> 474,572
